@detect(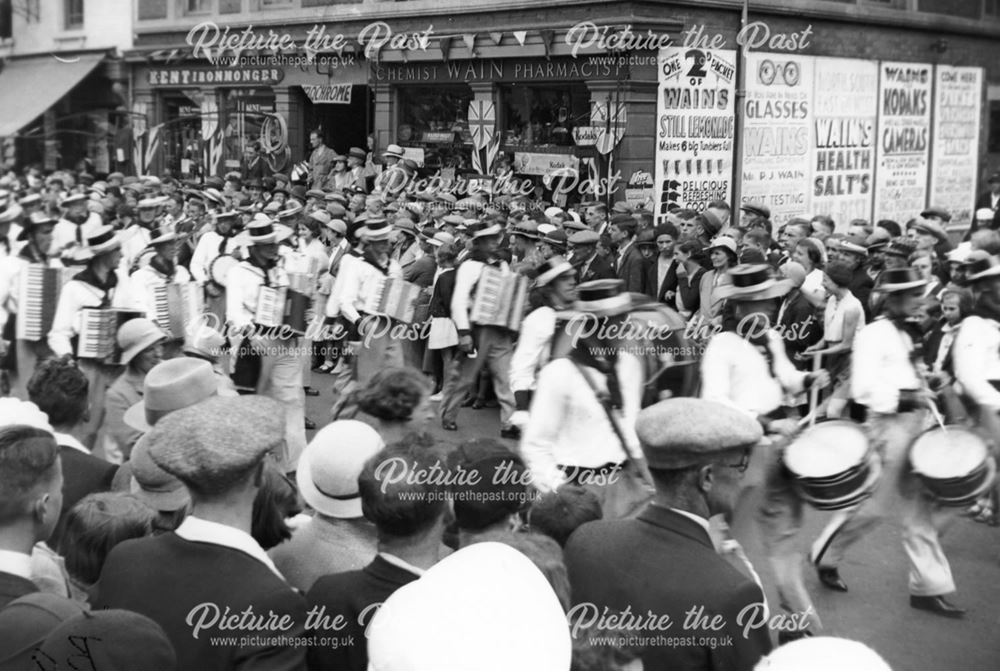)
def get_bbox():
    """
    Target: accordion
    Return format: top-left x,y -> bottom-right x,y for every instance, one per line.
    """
152,282 -> 204,339
16,265 -> 71,342
254,286 -> 310,336
361,276 -> 422,324
76,309 -> 145,362
470,266 -> 529,331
